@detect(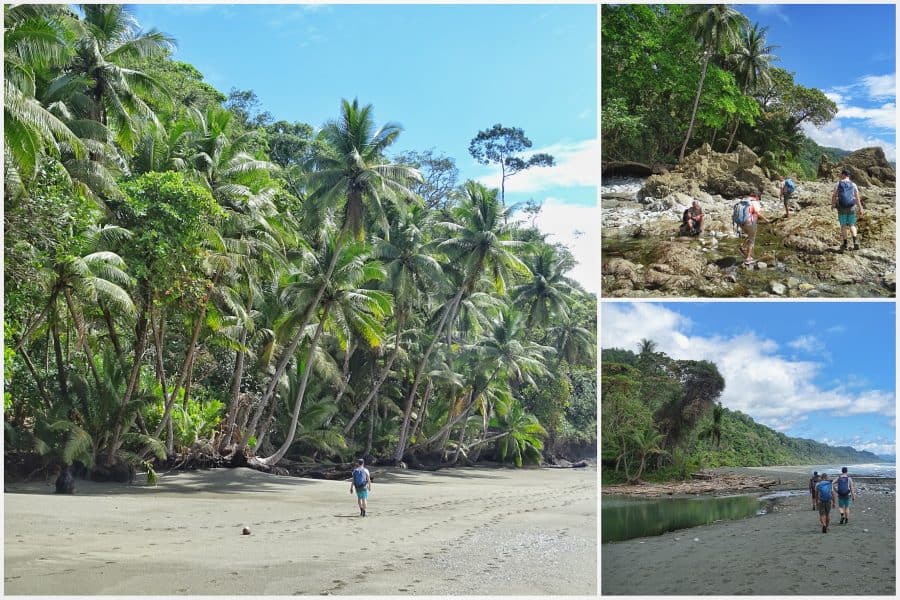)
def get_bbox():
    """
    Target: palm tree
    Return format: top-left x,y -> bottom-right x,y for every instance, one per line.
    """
491,399 -> 547,467
255,235 -> 391,466
630,425 -> 666,482
64,4 -> 174,153
254,99 -> 420,435
342,204 -> 444,435
678,4 -> 746,162
4,4 -> 85,192
724,22 -> 777,152
511,245 -> 576,329
393,181 -> 532,461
